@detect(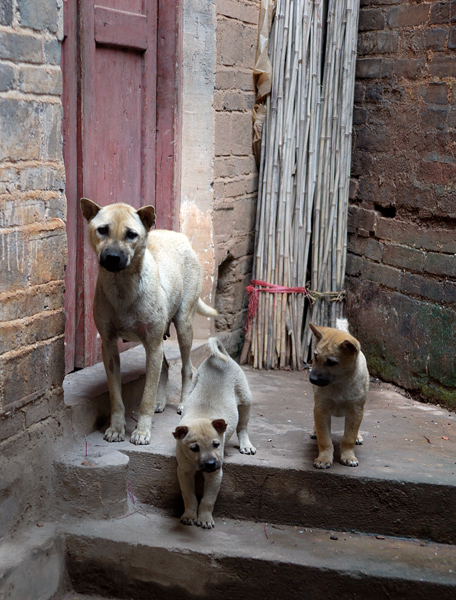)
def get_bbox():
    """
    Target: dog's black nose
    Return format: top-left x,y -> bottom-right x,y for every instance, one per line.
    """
199,459 -> 220,473
100,249 -> 128,272
309,371 -> 330,387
